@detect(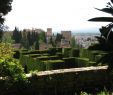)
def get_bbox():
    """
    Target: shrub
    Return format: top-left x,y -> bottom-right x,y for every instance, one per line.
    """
75,57 -> 89,67
63,57 -> 77,68
43,60 -> 64,70
36,56 -> 60,61
56,47 -> 62,53
56,52 -> 63,59
48,47 -> 57,55
13,50 -> 20,59
71,48 -> 80,57
0,43 -> 28,94
63,47 -> 72,57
